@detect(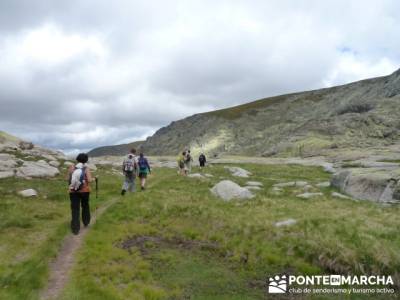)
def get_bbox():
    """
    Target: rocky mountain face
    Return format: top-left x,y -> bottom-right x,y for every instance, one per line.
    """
0,131 -> 69,179
88,141 -> 144,157
139,69 -> 400,157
